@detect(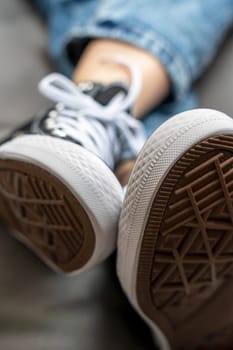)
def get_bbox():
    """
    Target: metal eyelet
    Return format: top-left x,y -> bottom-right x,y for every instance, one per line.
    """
78,82 -> 94,92
48,110 -> 58,118
56,103 -> 64,112
44,118 -> 56,130
51,129 -> 66,138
